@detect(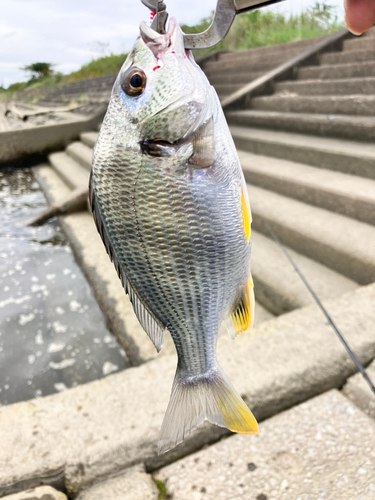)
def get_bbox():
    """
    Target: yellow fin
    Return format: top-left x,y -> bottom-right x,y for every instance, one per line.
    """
241,188 -> 251,242
229,278 -> 255,337
215,375 -> 258,435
